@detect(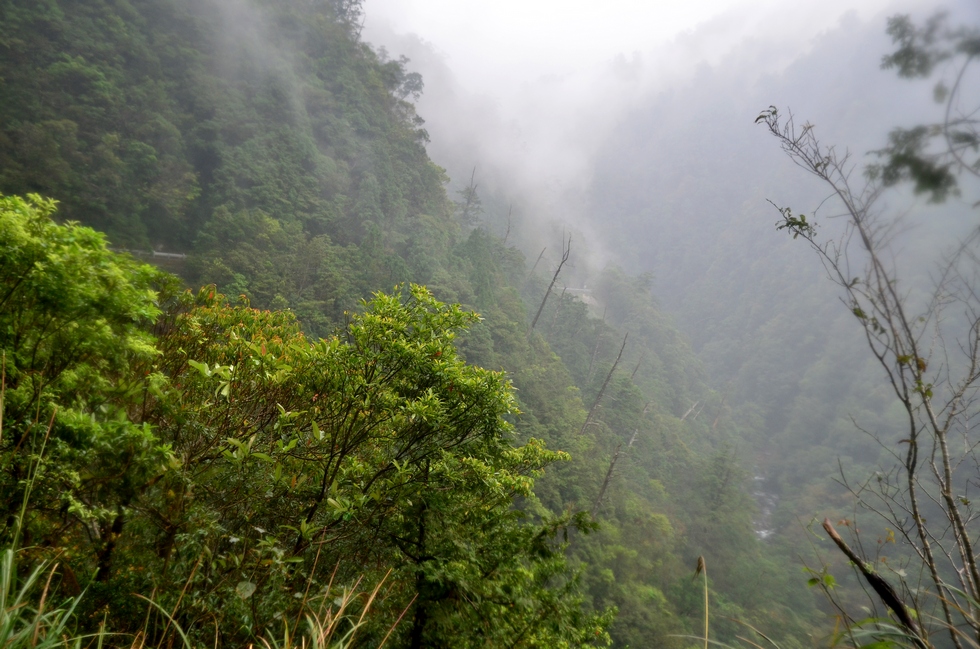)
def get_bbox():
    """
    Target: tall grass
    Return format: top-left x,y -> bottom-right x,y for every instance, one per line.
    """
0,352 -> 94,648
260,571 -> 414,649
0,548 -> 93,648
